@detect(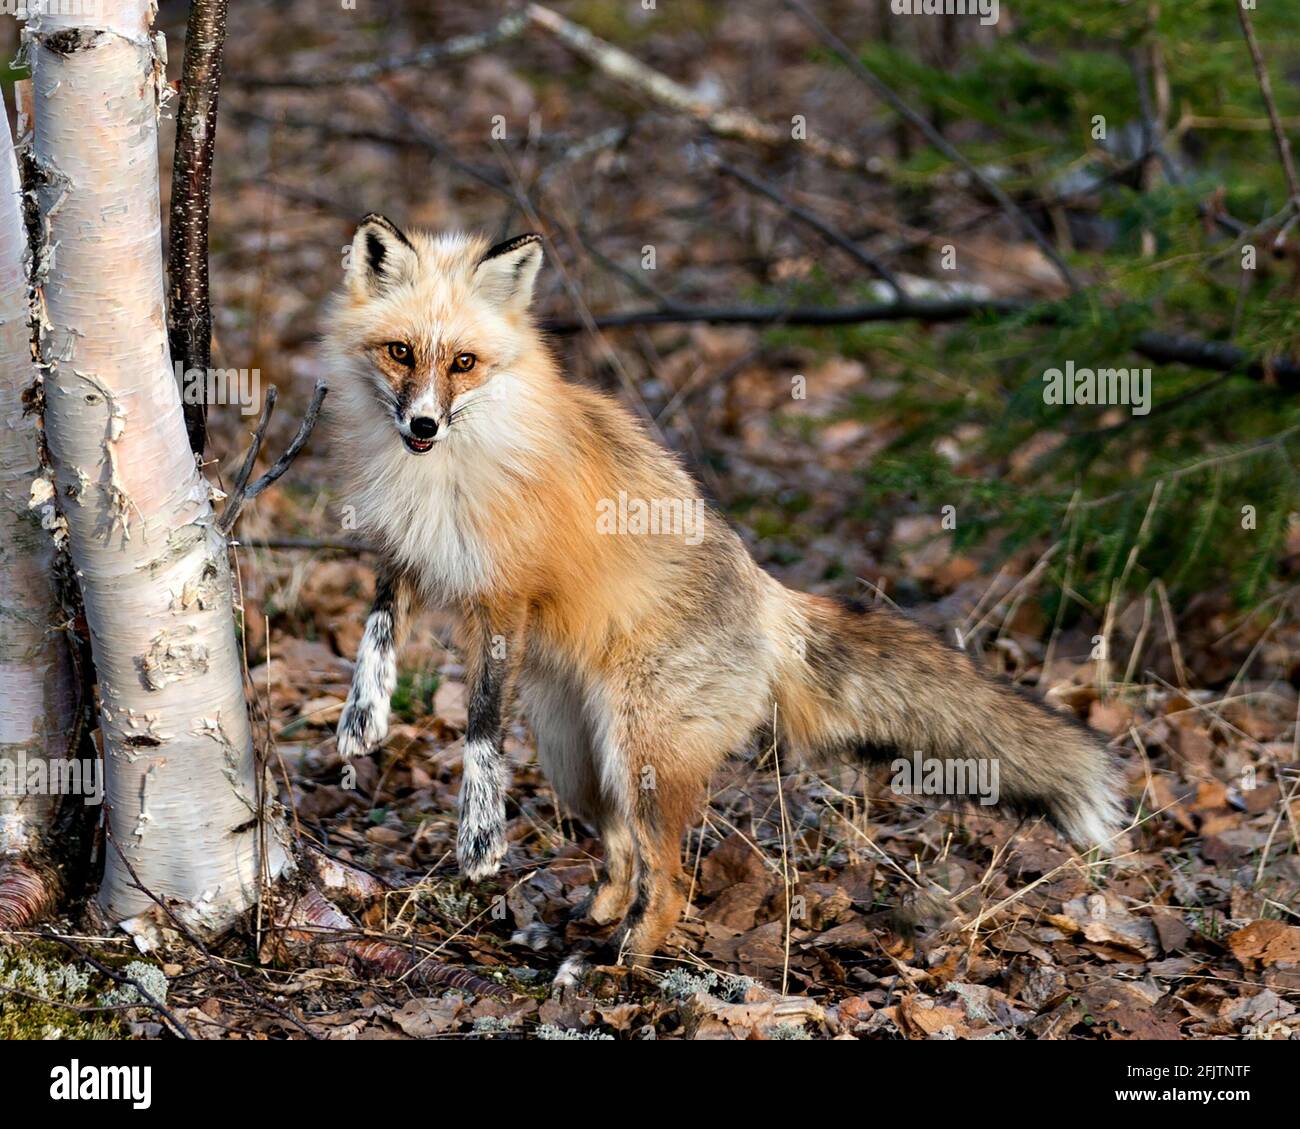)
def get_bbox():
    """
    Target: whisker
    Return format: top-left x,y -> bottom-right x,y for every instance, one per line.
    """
369,381 -> 400,416
449,406 -> 491,425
